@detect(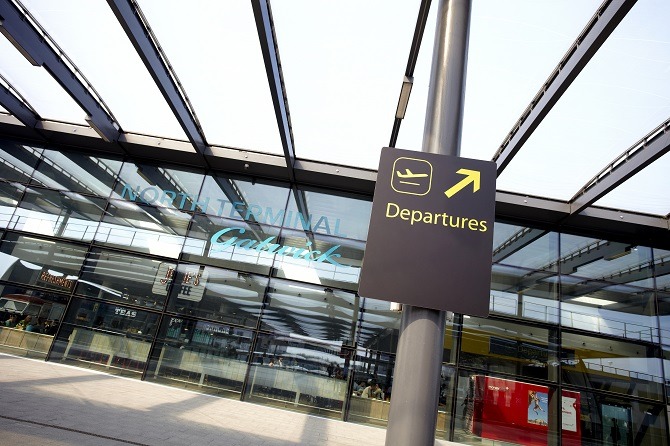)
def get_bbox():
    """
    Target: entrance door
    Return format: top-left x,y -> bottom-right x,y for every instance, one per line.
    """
601,404 -> 631,446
